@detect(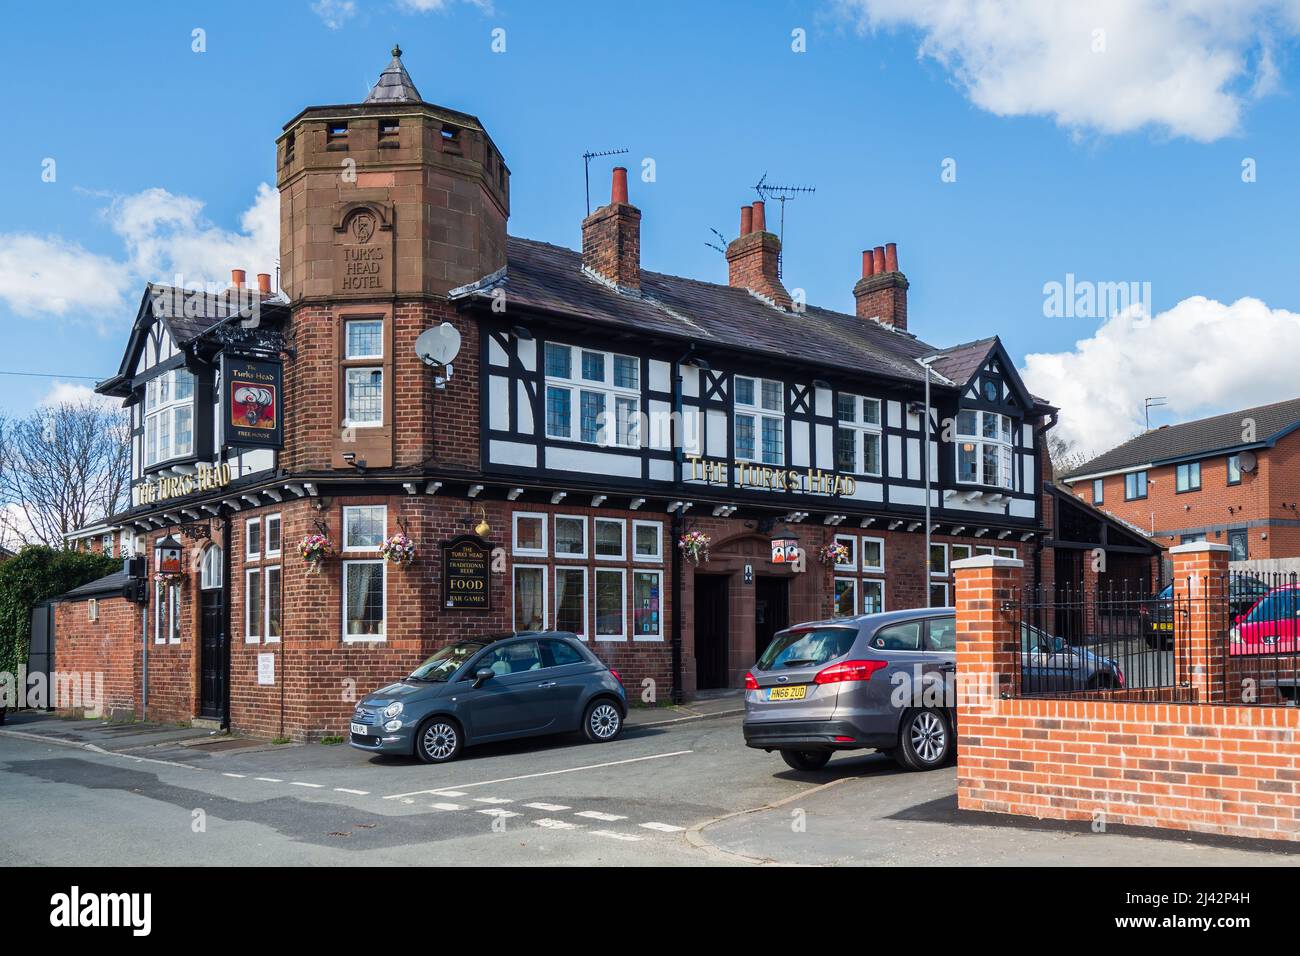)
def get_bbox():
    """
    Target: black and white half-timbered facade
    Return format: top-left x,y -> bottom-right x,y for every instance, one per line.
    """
61,50 -> 1159,738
